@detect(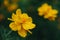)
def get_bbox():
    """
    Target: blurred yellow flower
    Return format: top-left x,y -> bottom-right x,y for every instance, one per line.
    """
4,0 -> 9,7
8,9 -> 36,37
7,3 -> 18,12
44,9 -> 58,20
38,3 -> 58,21
4,0 -> 18,12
